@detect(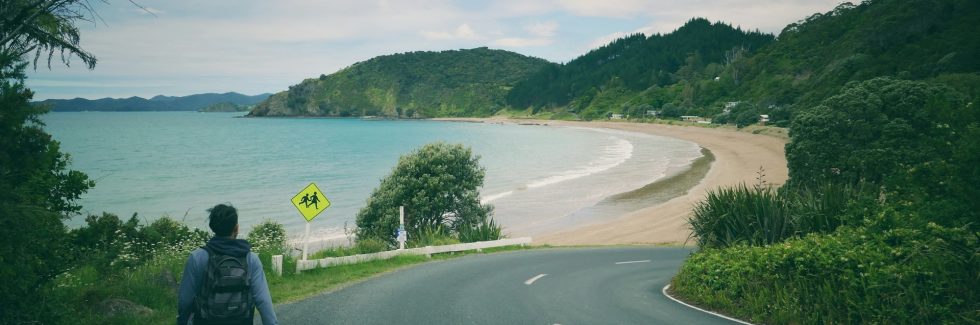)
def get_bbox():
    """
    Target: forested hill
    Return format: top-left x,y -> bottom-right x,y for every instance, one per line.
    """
247,48 -> 553,117
505,18 -> 774,113
734,0 -> 980,109
251,0 -> 979,123
509,0 -> 979,123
